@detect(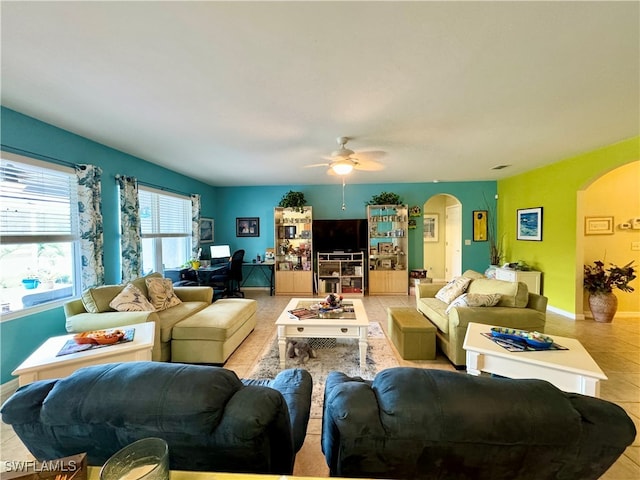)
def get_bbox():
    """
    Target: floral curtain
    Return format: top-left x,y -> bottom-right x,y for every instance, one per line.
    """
191,194 -> 201,259
76,165 -> 105,289
117,175 -> 142,282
